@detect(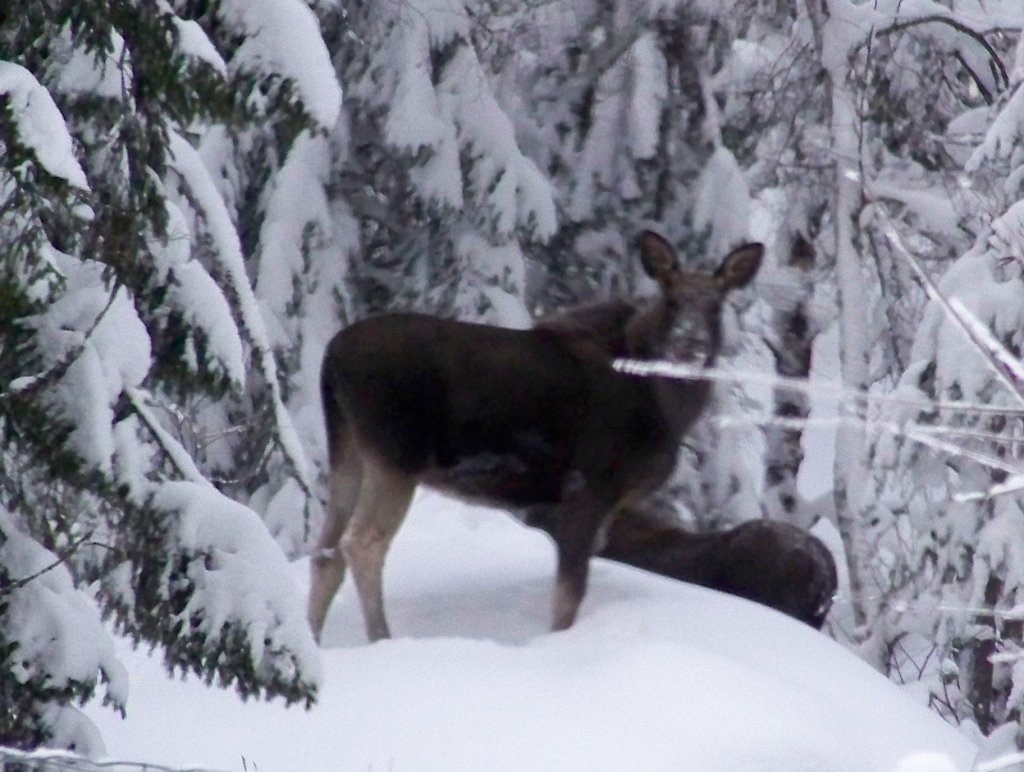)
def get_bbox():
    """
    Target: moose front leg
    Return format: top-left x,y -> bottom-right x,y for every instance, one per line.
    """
553,543 -> 591,631
550,488 -> 614,632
